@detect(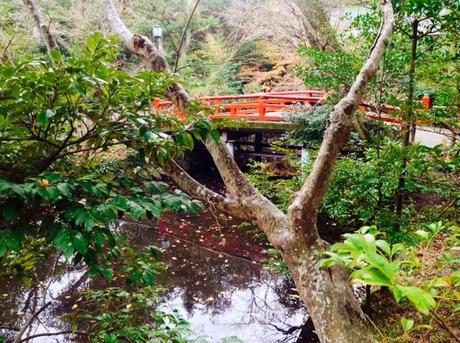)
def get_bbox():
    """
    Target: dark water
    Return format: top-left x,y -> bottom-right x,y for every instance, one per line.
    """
0,210 -> 316,342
